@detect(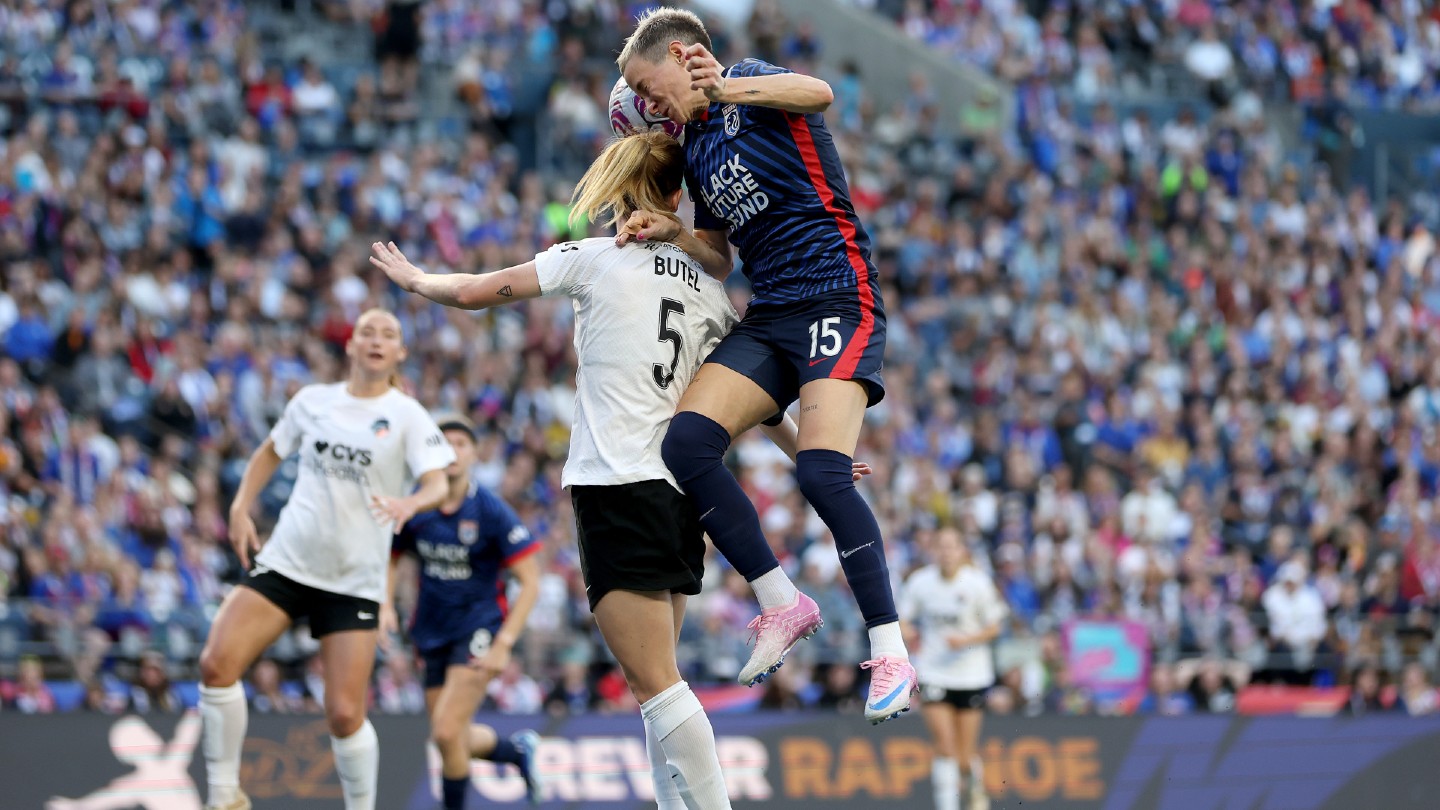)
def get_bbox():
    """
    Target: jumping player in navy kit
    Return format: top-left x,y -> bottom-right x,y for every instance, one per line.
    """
384,414 -> 543,809
616,7 -> 915,723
